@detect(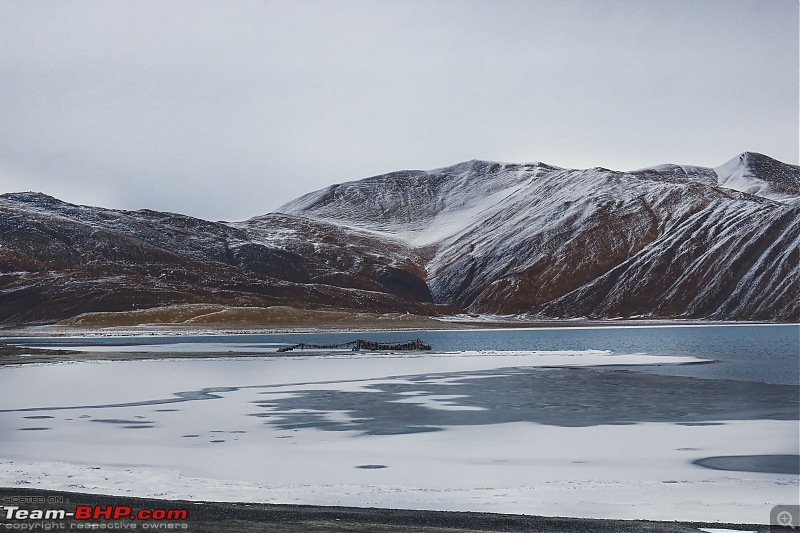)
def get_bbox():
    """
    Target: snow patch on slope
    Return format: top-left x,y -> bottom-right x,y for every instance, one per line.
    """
277,161 -> 546,247
715,153 -> 799,203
